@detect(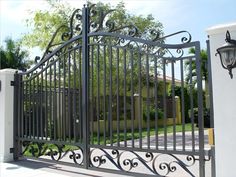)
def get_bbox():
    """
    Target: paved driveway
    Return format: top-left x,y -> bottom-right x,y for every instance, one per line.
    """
0,131 -> 212,177
119,130 -> 210,150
